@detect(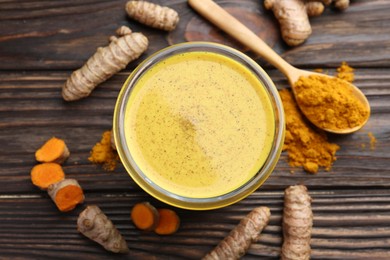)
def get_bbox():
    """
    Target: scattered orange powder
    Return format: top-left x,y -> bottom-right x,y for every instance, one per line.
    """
368,132 -> 377,150
337,61 -> 354,83
279,89 -> 340,174
88,130 -> 119,171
